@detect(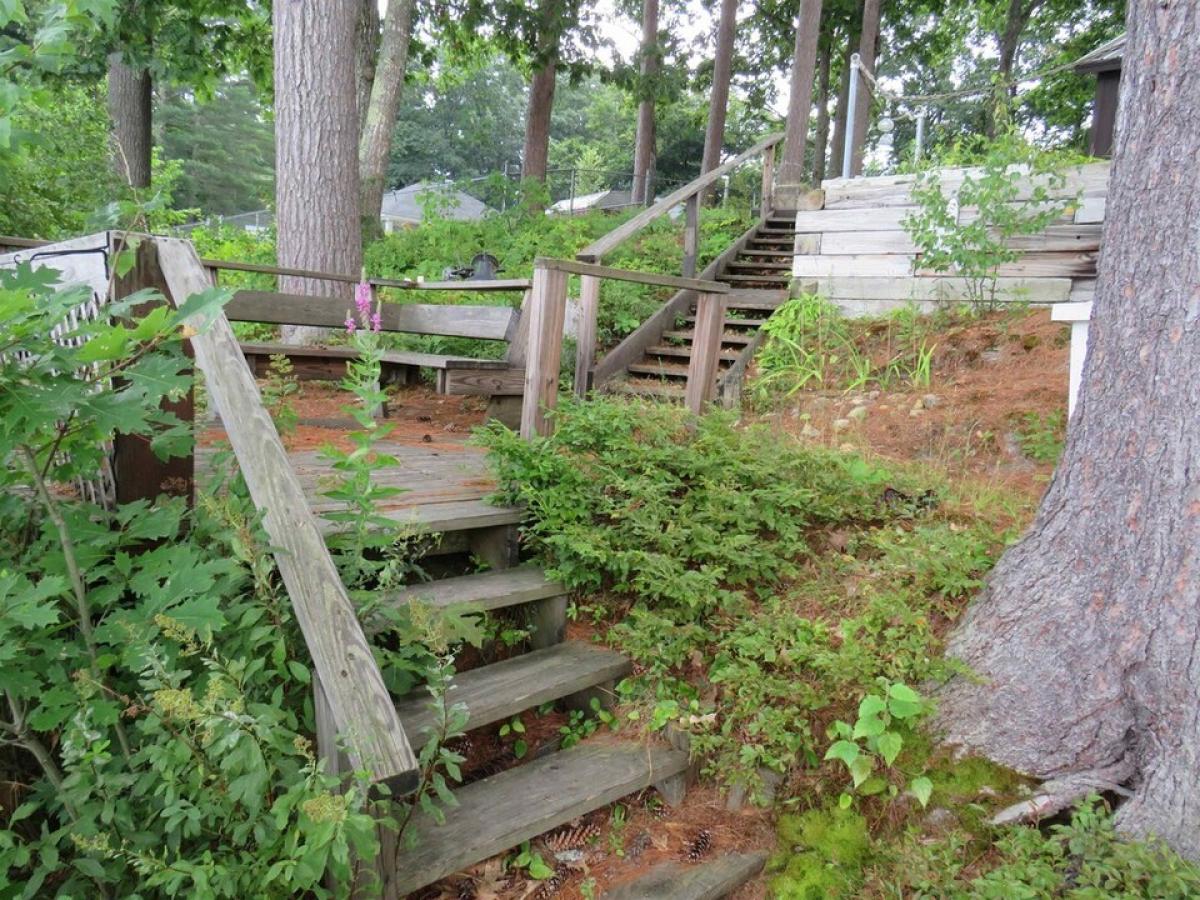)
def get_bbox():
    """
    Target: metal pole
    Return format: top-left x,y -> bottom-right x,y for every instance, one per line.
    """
569,169 -> 576,213
842,52 -> 860,180
915,112 -> 927,164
